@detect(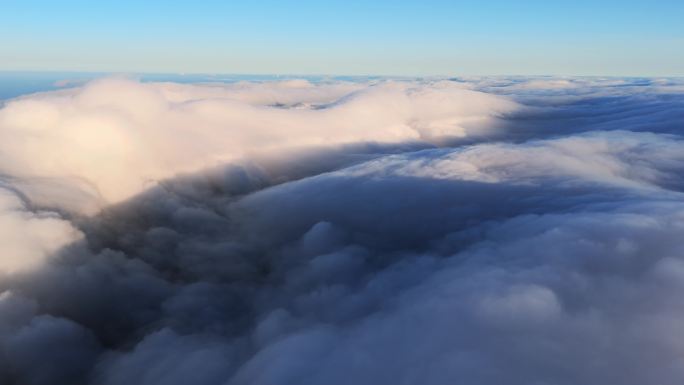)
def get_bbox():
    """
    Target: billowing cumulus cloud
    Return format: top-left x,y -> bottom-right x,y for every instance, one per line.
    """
0,187 -> 82,274
0,77 -> 684,385
0,78 -> 517,208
